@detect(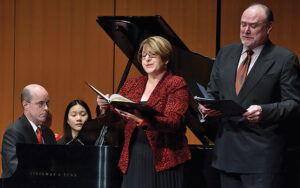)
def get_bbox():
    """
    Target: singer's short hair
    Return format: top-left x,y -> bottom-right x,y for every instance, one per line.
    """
137,36 -> 173,64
